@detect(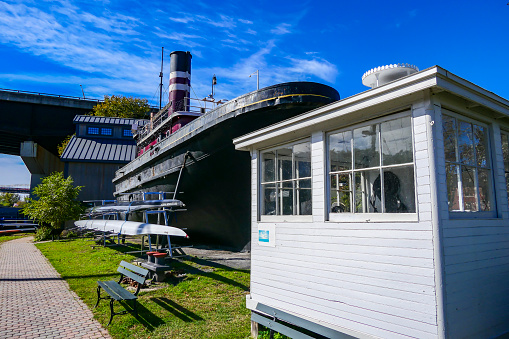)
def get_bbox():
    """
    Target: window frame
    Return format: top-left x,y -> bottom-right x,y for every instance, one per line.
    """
326,111 -> 418,223
87,126 -> 99,135
259,138 -> 313,223
101,127 -> 113,136
123,129 -> 133,137
442,110 -> 497,219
